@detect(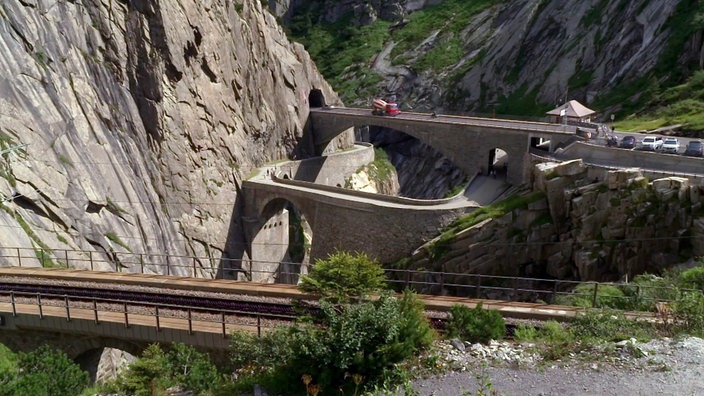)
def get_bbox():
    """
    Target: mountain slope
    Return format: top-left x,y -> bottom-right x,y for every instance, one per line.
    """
277,0 -> 704,124
0,1 -> 347,272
